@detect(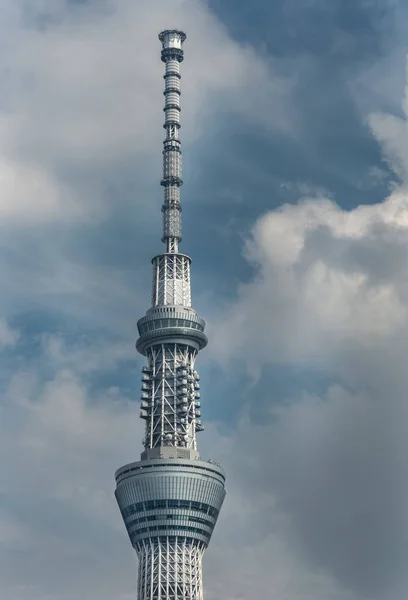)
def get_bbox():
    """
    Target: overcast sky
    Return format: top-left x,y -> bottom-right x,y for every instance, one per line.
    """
1,1 -> 408,599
